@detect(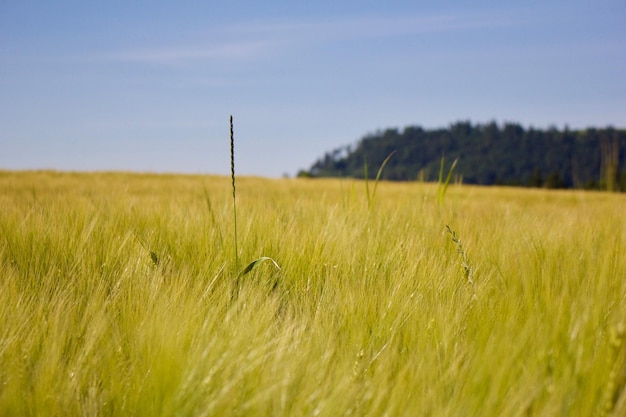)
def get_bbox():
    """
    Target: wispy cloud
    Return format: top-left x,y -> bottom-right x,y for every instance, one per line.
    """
226,11 -> 521,42
101,11 -> 523,65
100,39 -> 283,64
